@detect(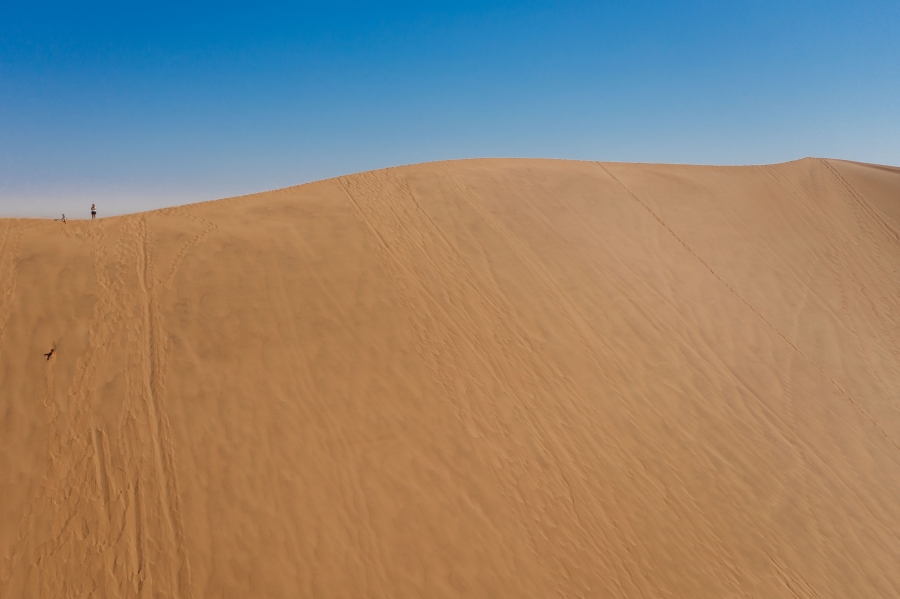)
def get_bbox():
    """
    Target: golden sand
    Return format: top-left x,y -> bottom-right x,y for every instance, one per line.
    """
1,158 -> 898,597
